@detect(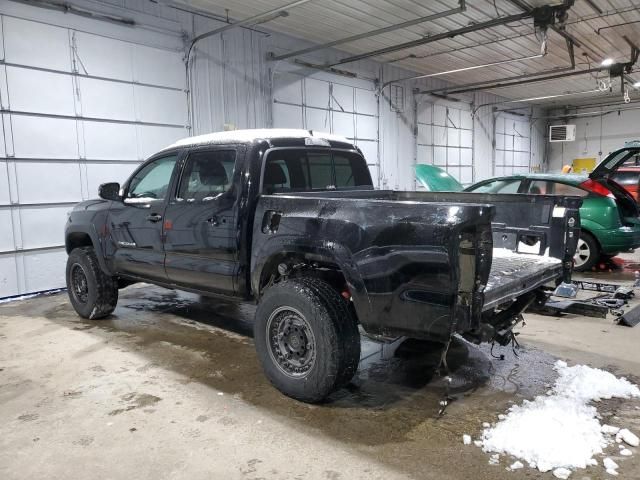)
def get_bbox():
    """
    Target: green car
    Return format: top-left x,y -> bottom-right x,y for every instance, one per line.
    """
415,143 -> 640,271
